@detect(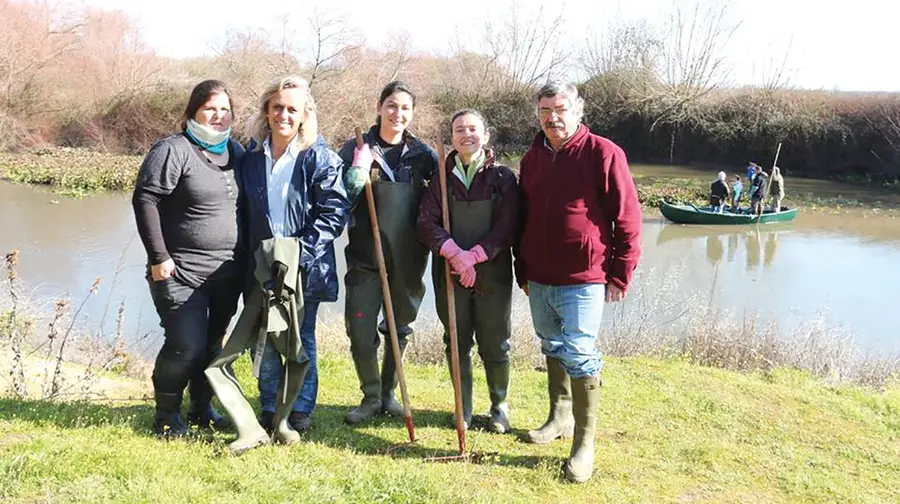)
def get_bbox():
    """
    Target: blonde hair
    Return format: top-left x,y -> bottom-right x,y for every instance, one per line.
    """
247,75 -> 318,152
